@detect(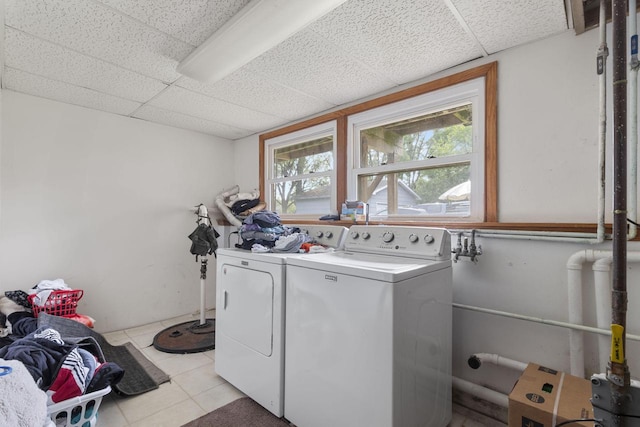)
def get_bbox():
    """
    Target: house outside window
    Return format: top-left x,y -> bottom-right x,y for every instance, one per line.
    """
347,78 -> 485,222
264,121 -> 337,218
